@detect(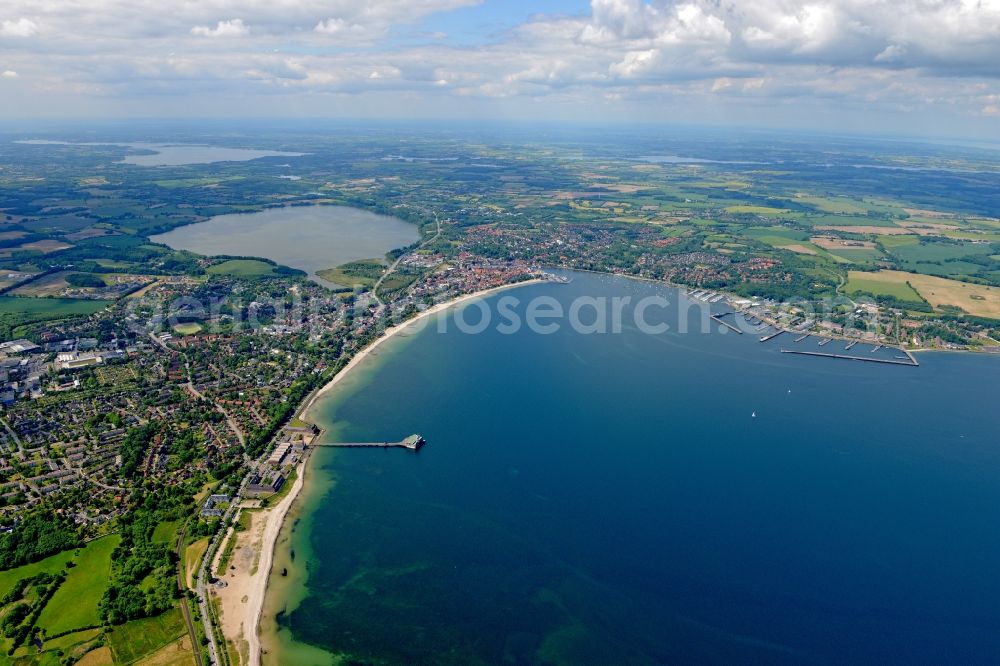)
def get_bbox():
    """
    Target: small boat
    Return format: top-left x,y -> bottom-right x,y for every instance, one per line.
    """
752,411 -> 757,418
